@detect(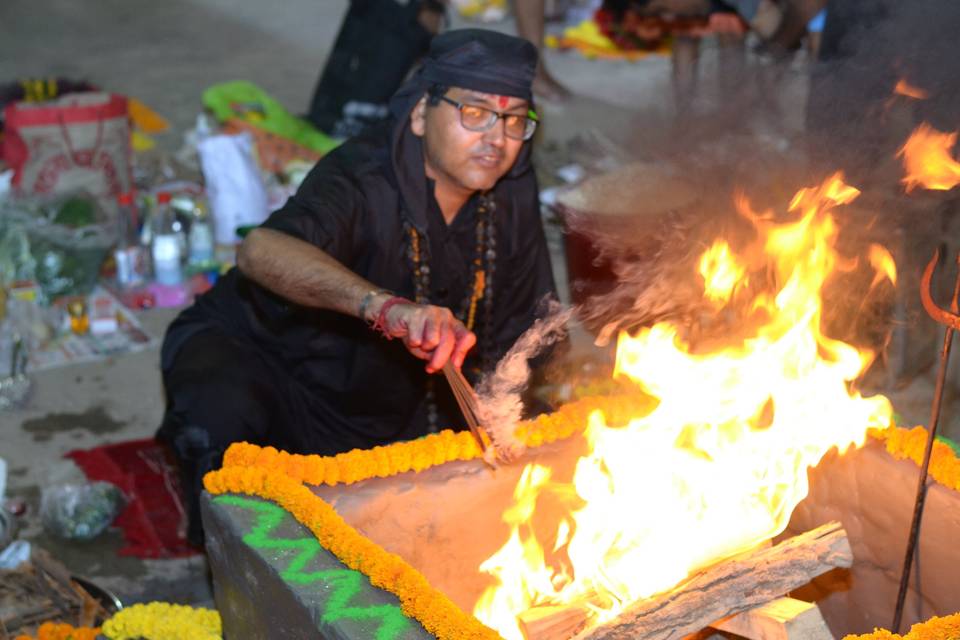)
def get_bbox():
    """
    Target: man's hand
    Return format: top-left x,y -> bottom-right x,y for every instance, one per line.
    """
238,230 -> 476,372
375,299 -> 477,373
